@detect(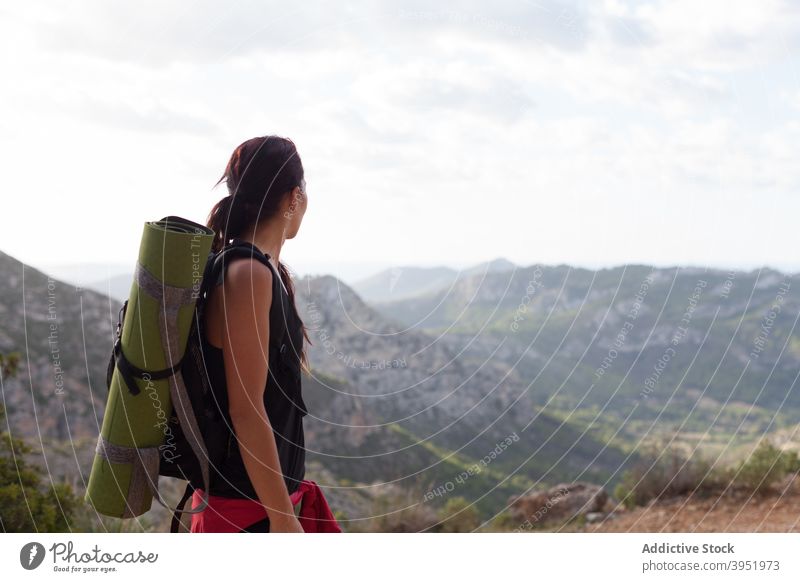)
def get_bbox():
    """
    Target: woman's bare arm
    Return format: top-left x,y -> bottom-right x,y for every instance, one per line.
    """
220,258 -> 303,531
